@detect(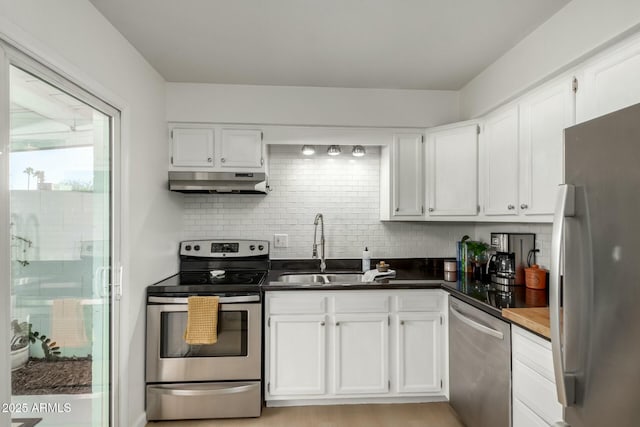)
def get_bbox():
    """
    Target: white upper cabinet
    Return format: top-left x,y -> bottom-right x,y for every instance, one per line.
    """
481,105 -> 519,216
426,122 -> 479,217
577,33 -> 640,123
392,133 -> 424,218
220,129 -> 264,168
171,127 -> 214,167
169,124 -> 266,172
380,133 -> 424,220
519,78 -> 575,216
